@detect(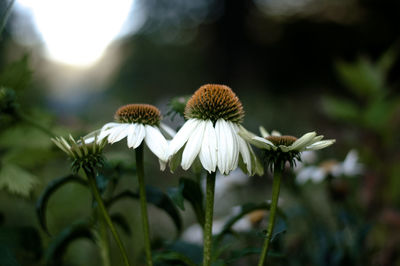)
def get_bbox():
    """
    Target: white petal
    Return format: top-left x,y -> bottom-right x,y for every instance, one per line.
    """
181,121 -> 206,170
259,126 -> 270,138
159,159 -> 167,171
251,136 -> 274,150
216,119 -> 235,175
132,124 -> 146,148
168,119 -> 201,158
98,124 -> 119,141
237,135 -> 252,174
160,123 -> 176,138
144,125 -> 168,161
306,139 -> 335,150
289,132 -> 317,151
227,122 -> 239,171
127,124 -> 138,148
271,130 -> 281,136
199,120 -> 218,173
107,124 -> 130,144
